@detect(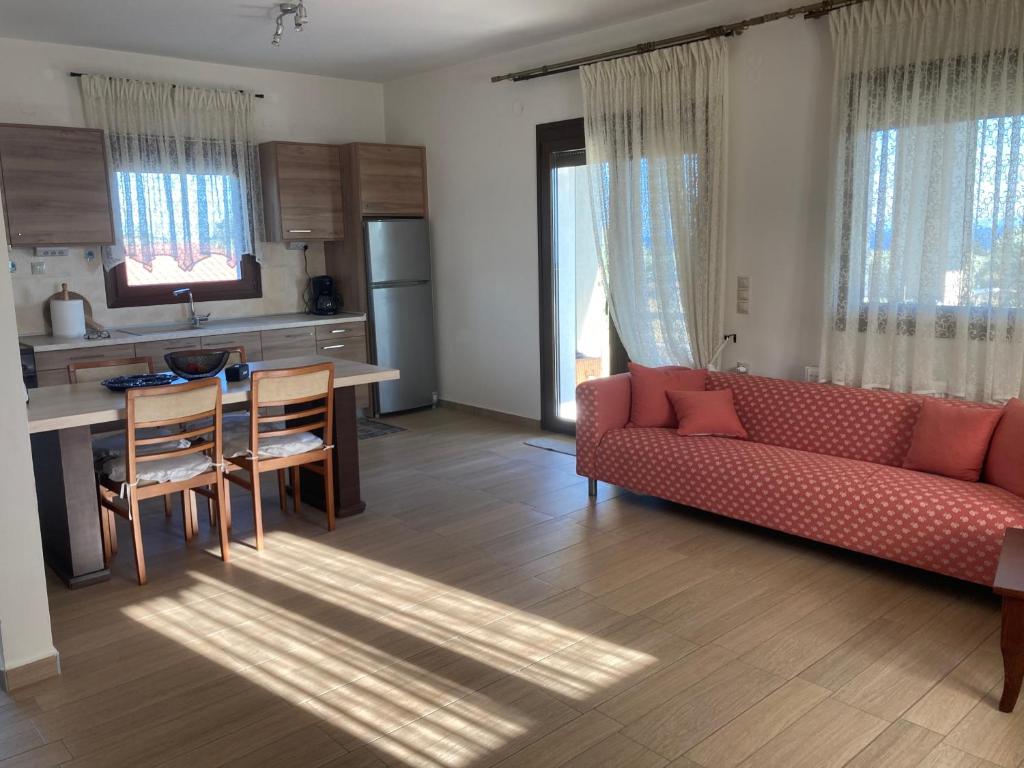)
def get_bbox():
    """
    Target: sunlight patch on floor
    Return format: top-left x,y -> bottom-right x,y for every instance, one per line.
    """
118,531 -> 656,765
